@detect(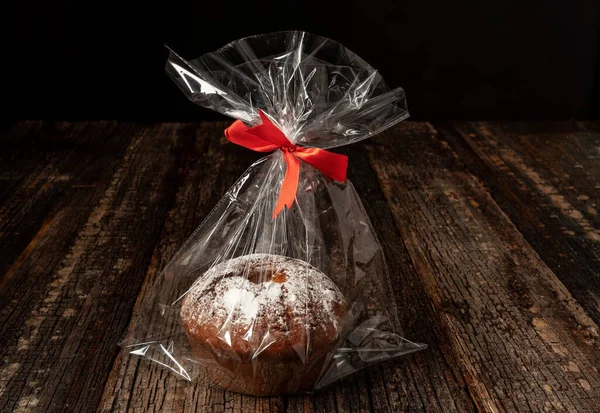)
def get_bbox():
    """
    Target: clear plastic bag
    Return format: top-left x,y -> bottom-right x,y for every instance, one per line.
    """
121,31 -> 426,396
